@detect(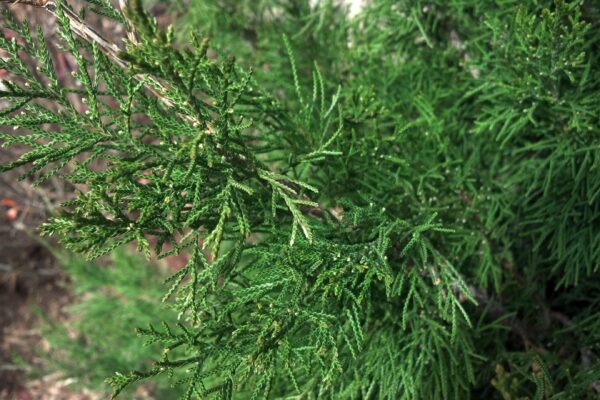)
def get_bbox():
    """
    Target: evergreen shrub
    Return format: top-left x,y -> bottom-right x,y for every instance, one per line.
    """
1,0 -> 599,398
